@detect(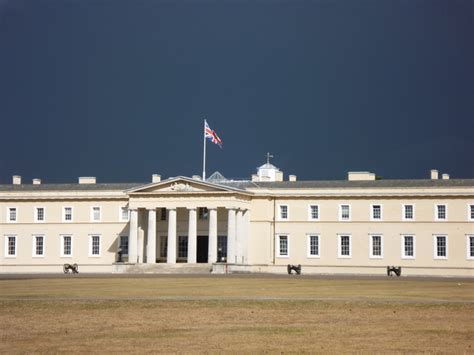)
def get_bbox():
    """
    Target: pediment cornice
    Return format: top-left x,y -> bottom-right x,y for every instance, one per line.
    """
124,176 -> 251,196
